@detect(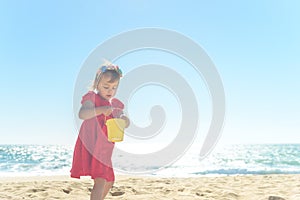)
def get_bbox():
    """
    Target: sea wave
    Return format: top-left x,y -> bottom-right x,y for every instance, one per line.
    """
1,144 -> 300,177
